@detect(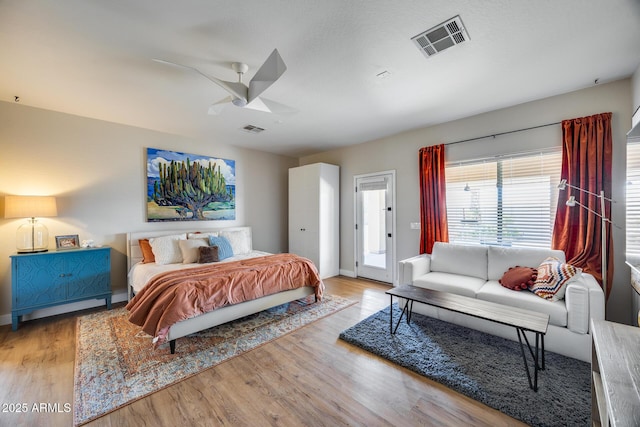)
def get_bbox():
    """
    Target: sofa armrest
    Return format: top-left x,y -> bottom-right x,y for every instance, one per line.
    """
565,272 -> 605,334
398,254 -> 431,286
